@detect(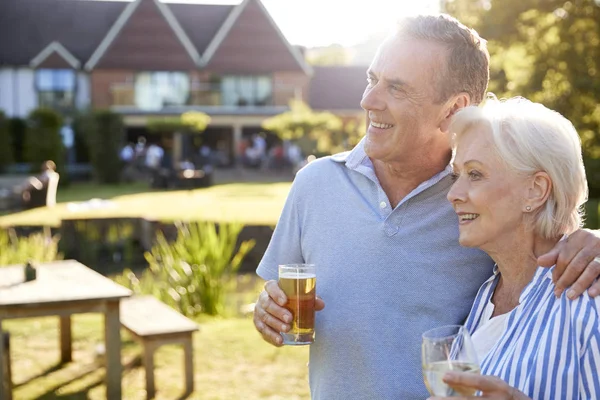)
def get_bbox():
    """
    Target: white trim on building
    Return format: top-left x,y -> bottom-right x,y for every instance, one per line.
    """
30,41 -> 81,69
